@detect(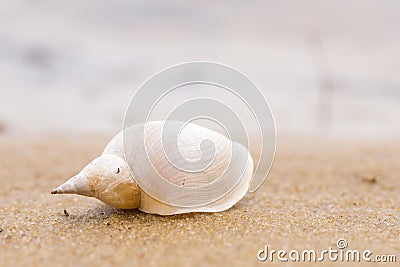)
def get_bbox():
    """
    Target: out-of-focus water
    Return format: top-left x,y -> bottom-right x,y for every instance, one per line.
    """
1,0 -> 399,139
